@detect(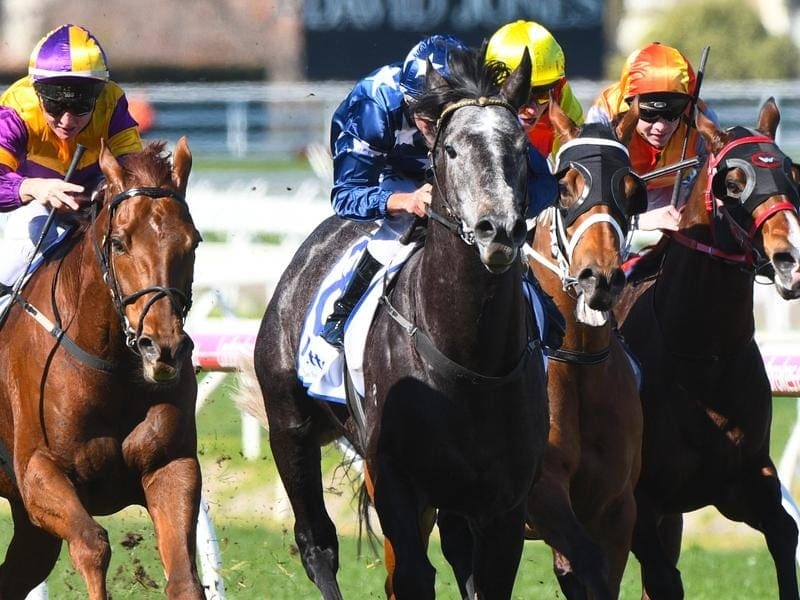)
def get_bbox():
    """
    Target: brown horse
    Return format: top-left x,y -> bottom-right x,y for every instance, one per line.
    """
519,103 -> 645,599
616,99 -> 800,599
0,139 -> 204,600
